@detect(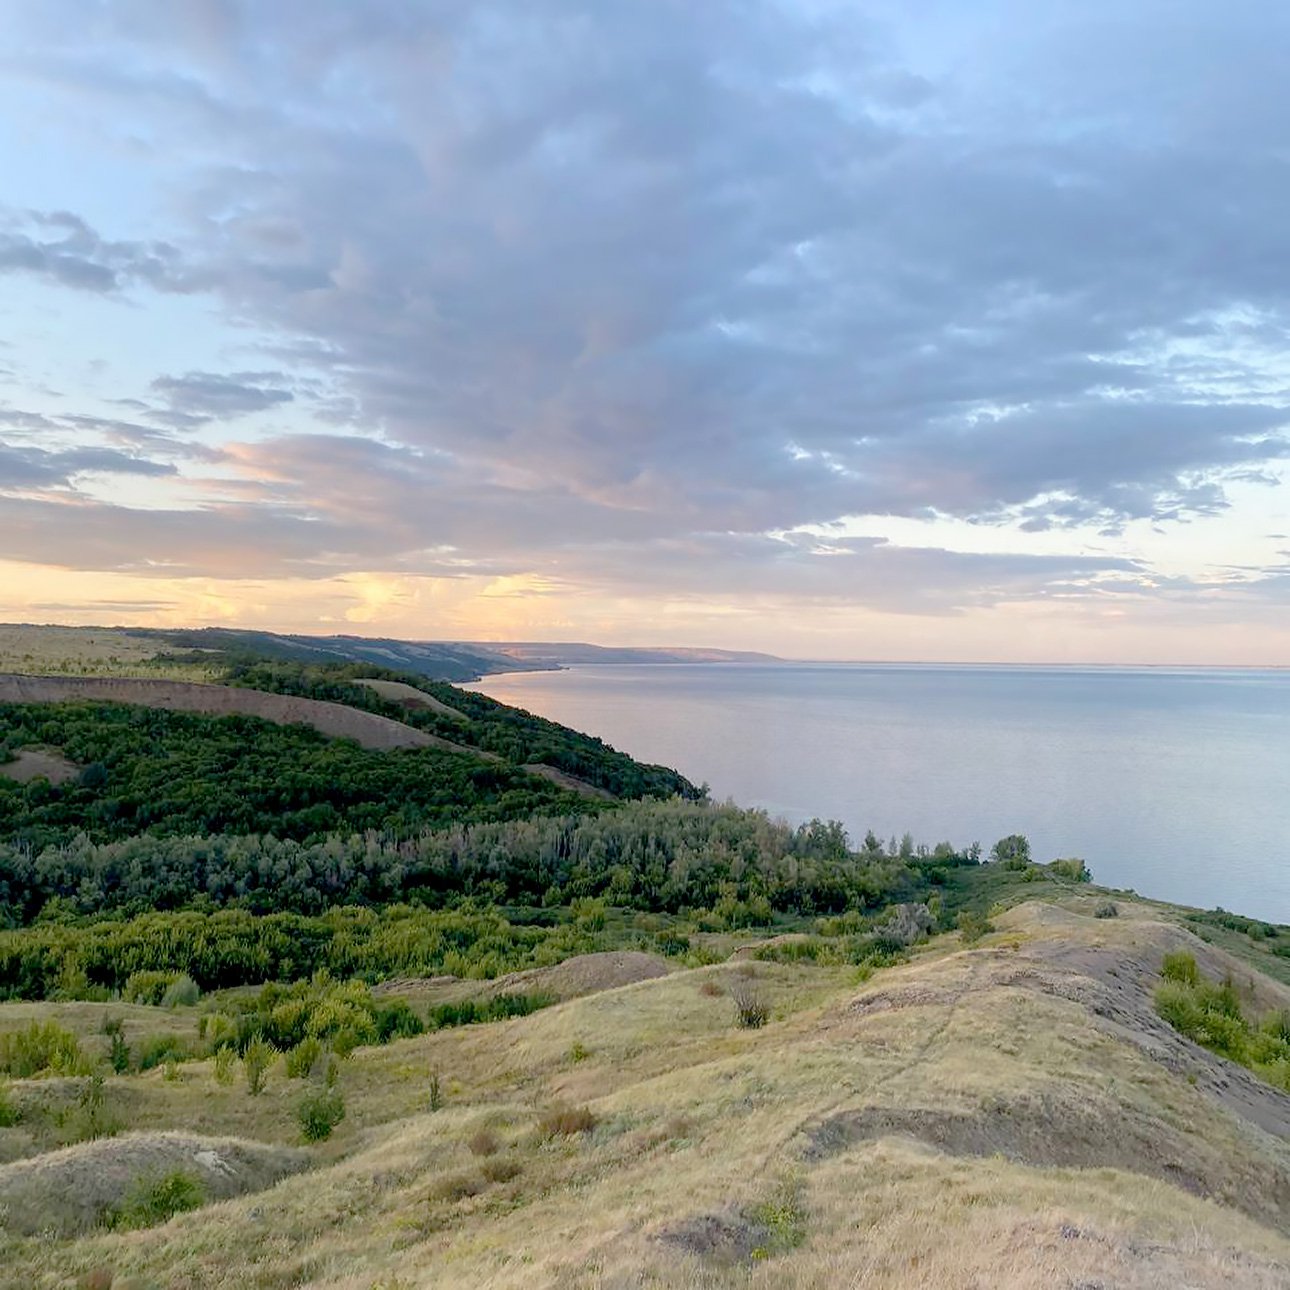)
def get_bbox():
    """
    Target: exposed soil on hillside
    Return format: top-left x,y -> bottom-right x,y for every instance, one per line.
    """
0,673 -> 475,754
354,677 -> 469,721
520,762 -> 616,800
0,747 -> 80,785
487,950 -> 673,1000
